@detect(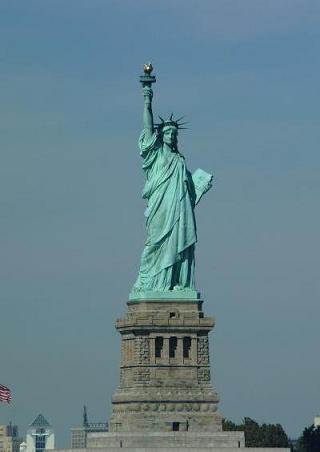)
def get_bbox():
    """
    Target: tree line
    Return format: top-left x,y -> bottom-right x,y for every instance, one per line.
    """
222,417 -> 320,451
